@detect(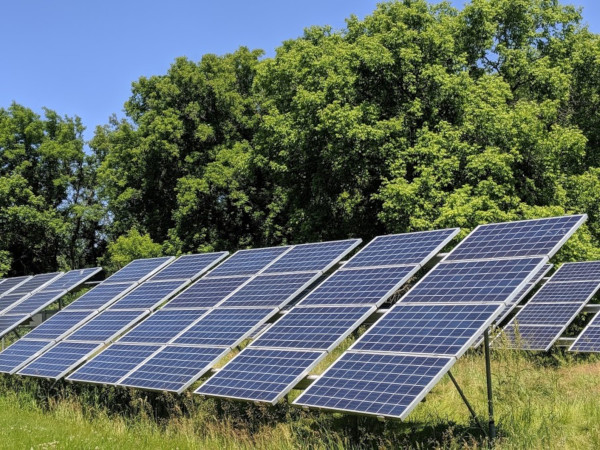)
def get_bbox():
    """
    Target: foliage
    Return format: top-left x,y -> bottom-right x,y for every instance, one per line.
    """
100,228 -> 163,274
